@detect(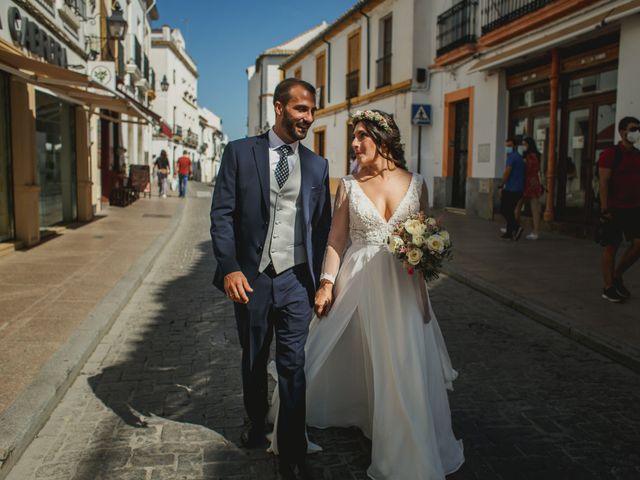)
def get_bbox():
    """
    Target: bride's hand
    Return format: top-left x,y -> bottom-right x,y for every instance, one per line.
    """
314,282 -> 334,317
